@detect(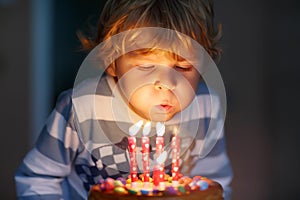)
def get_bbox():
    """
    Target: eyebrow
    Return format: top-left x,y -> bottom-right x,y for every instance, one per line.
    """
126,49 -> 189,62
